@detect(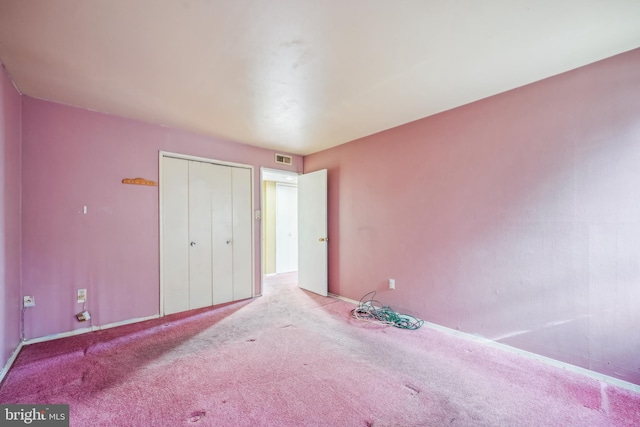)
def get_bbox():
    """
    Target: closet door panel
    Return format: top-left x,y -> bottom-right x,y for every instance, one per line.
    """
211,164 -> 234,304
162,157 -> 190,315
232,167 -> 252,300
188,161 -> 214,309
